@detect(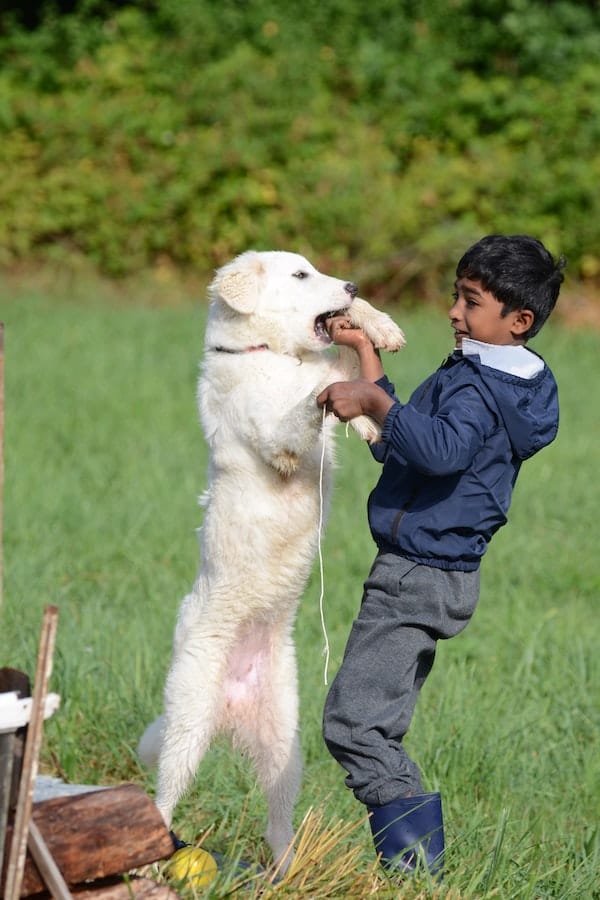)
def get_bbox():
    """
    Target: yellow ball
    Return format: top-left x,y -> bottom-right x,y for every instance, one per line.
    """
168,846 -> 218,887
